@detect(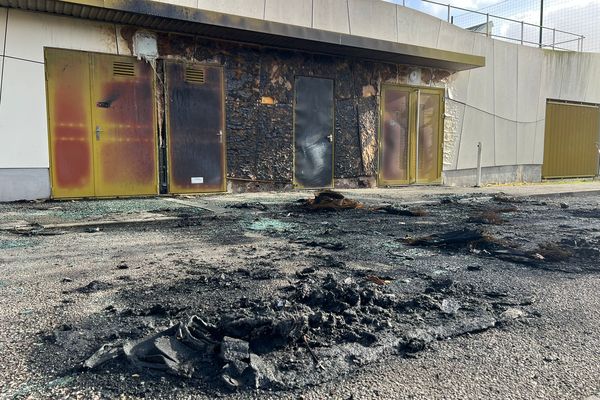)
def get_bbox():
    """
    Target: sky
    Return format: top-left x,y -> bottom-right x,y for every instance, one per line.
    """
386,0 -> 600,52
